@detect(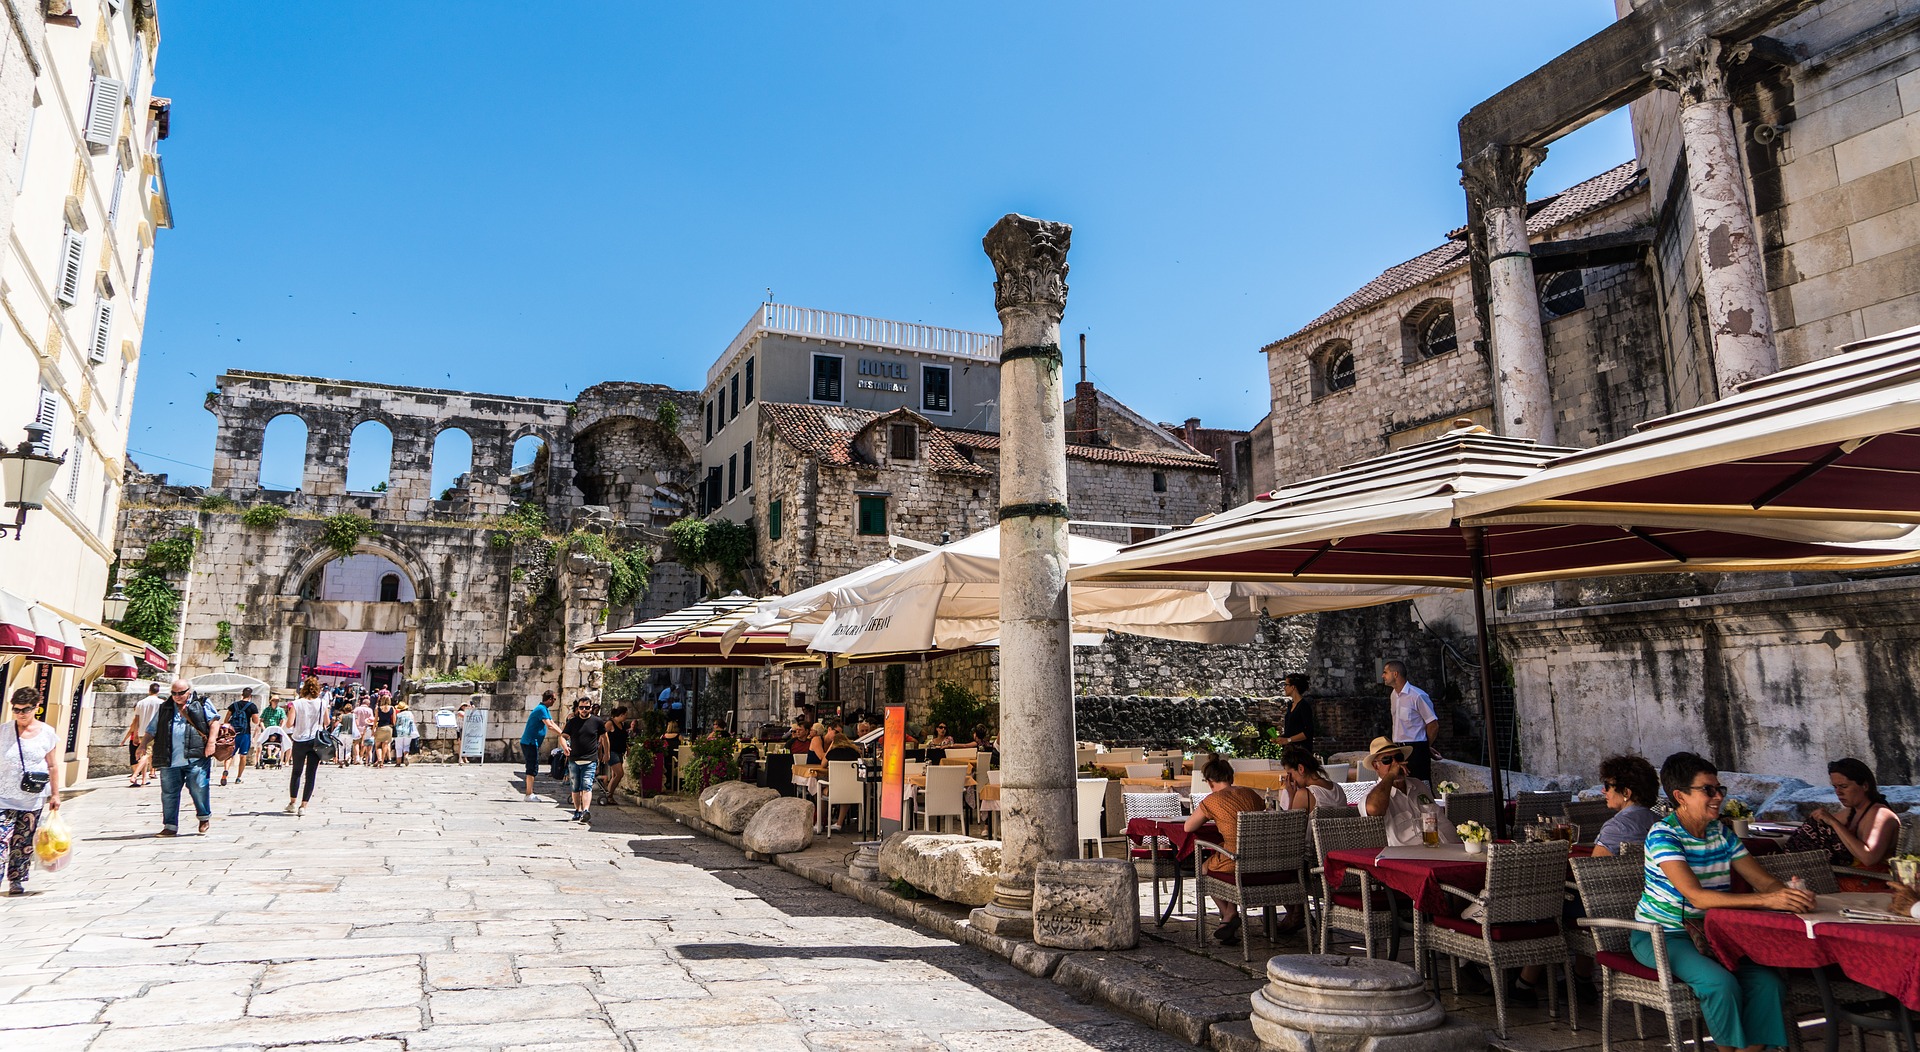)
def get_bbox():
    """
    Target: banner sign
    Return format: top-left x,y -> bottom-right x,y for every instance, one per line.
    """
879,704 -> 906,835
460,706 -> 488,759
